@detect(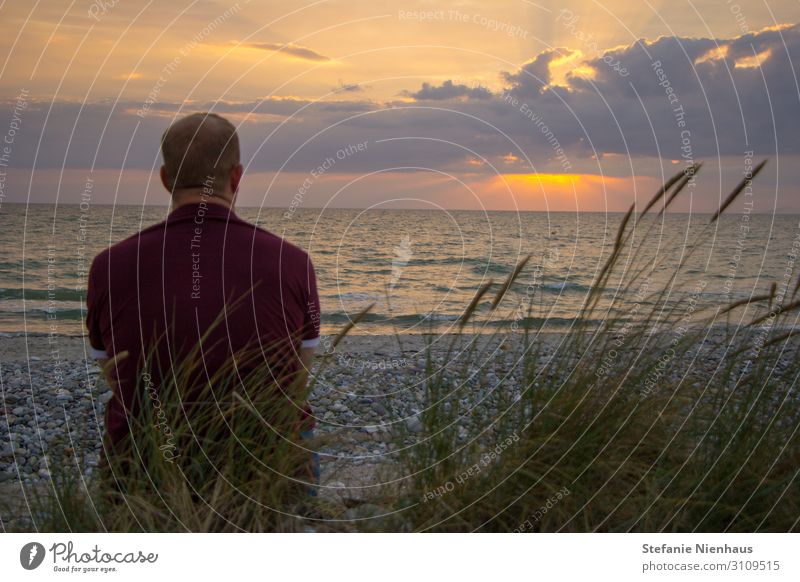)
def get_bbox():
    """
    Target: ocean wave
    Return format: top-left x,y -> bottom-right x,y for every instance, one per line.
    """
0,299 -> 85,319
538,281 -> 593,294
404,256 -> 485,267
335,292 -> 380,302
0,287 -> 85,301
320,311 -> 598,329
